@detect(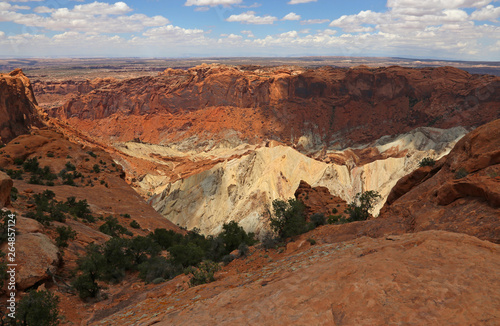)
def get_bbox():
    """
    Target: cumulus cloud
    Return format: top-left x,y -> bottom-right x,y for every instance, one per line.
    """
1,1 -> 169,34
226,11 -> 278,24
282,12 -> 301,20
185,0 -> 242,6
471,4 -> 500,21
288,0 -> 317,4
